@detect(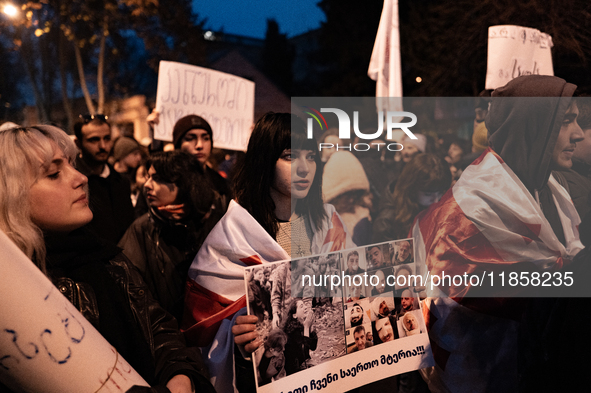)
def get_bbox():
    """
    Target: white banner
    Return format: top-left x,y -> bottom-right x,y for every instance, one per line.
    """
368,0 -> 403,113
485,25 -> 554,90
154,61 -> 255,151
0,230 -> 149,392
